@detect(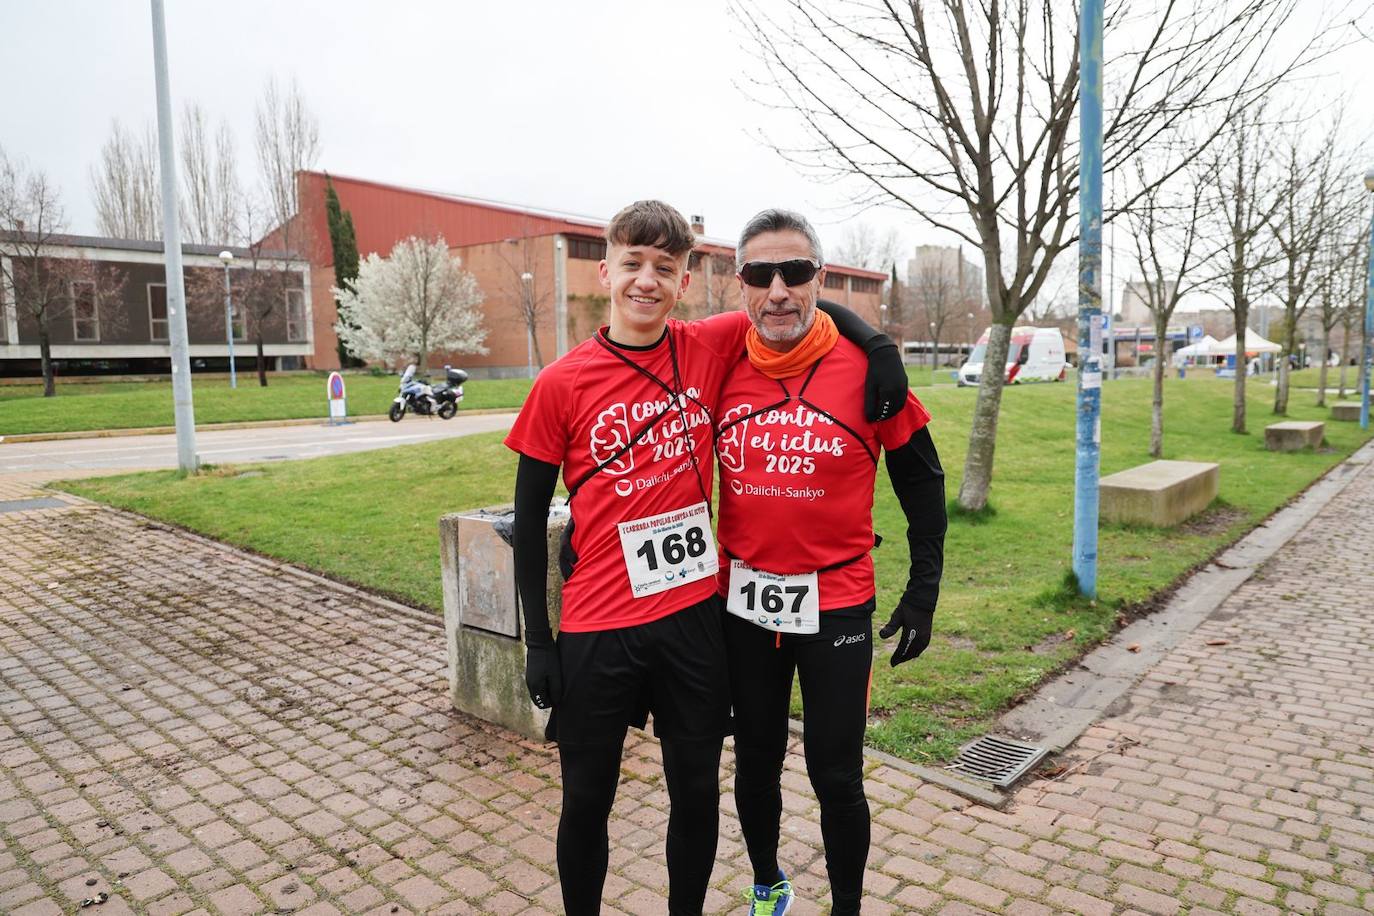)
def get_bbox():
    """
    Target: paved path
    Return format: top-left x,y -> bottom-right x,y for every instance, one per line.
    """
1,456 -> 1372,915
0,413 -> 517,474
